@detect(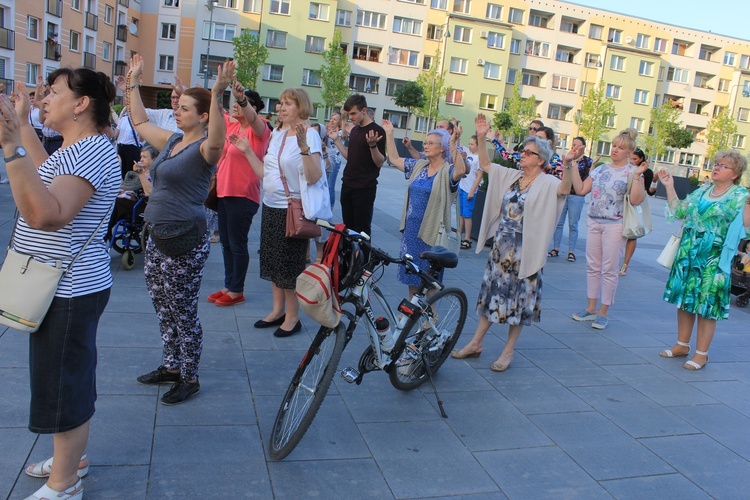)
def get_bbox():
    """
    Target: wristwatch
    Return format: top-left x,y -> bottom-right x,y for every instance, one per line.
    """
4,146 -> 27,163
